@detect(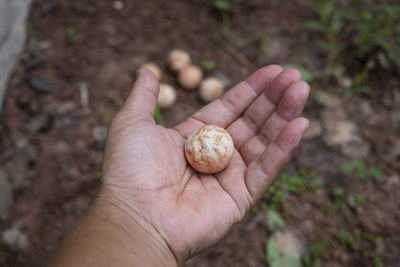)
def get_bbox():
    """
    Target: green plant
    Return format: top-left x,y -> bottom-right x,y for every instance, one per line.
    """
304,0 -> 344,67
306,0 -> 400,96
336,228 -> 354,245
214,0 -> 233,41
0,237 -> 3,260
342,67 -> 370,99
320,205 -> 331,215
331,186 -> 348,210
201,59 -> 216,71
260,168 -> 319,211
340,160 -> 382,180
345,2 -> 400,65
101,111 -> 112,125
154,106 -> 165,125
310,240 -> 326,258
374,257 -> 384,267
94,171 -> 101,179
303,239 -> 326,266
353,193 -> 364,205
66,26 -> 77,43
283,65 -> 313,83
266,209 -> 285,231
366,233 -> 384,245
